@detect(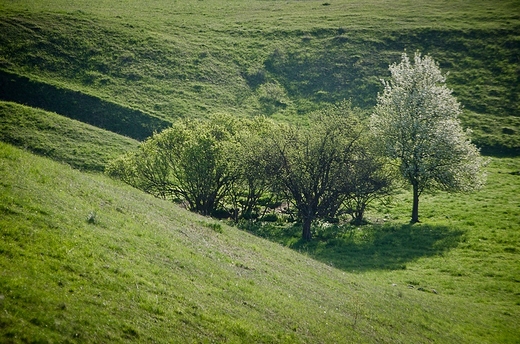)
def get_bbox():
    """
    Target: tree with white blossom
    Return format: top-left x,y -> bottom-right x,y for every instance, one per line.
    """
370,51 -> 486,223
